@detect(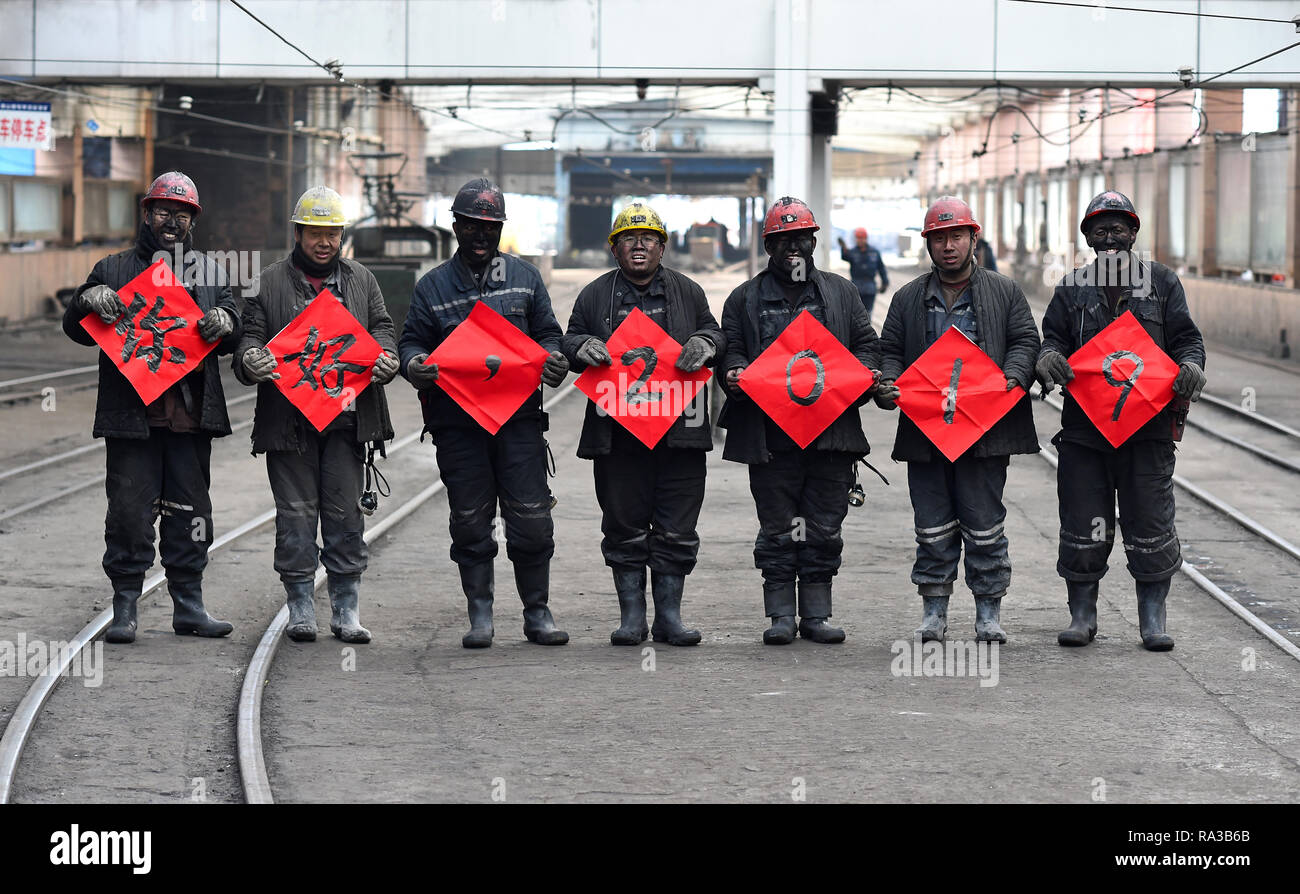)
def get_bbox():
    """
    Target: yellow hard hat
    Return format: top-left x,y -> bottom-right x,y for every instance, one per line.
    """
291,186 -> 348,227
609,201 -> 667,245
